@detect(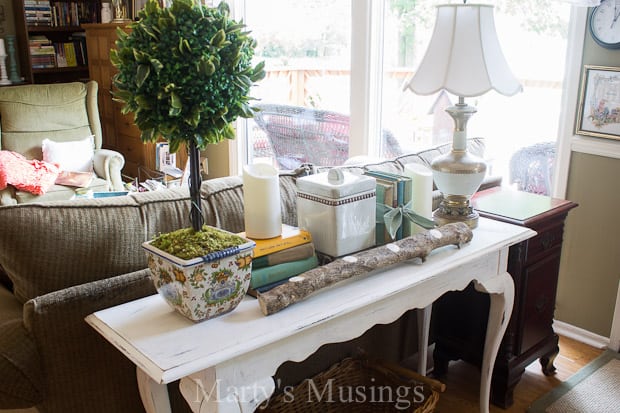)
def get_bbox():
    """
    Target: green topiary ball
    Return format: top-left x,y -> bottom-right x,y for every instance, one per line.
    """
110,0 -> 265,153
